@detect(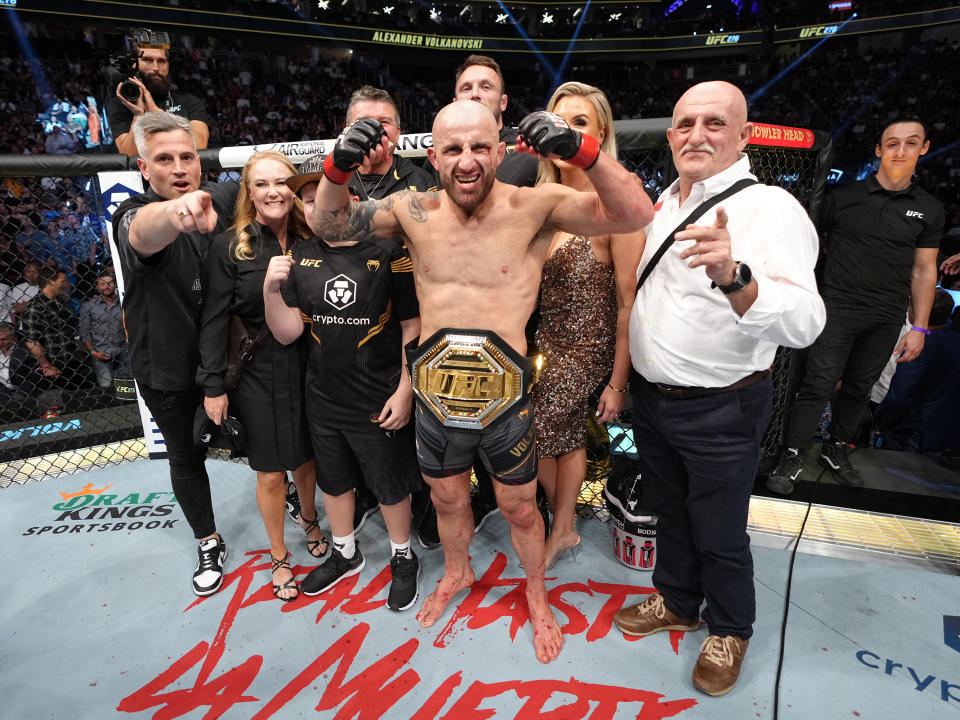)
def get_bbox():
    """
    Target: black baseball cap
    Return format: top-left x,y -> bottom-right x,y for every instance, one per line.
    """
285,153 -> 325,196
